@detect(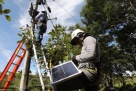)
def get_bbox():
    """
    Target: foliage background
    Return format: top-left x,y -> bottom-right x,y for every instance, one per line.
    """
0,0 -> 136,91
